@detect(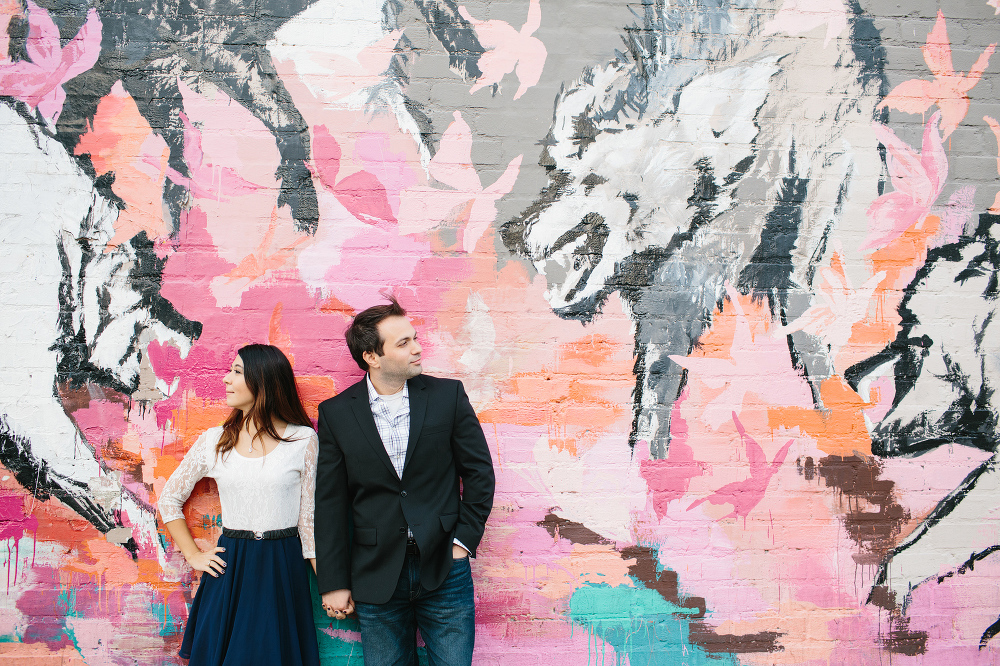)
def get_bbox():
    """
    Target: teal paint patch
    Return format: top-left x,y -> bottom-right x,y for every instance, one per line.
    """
0,633 -> 19,642
151,601 -> 181,637
56,587 -> 81,618
57,622 -> 83,655
569,583 -> 739,666
308,568 -> 365,664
